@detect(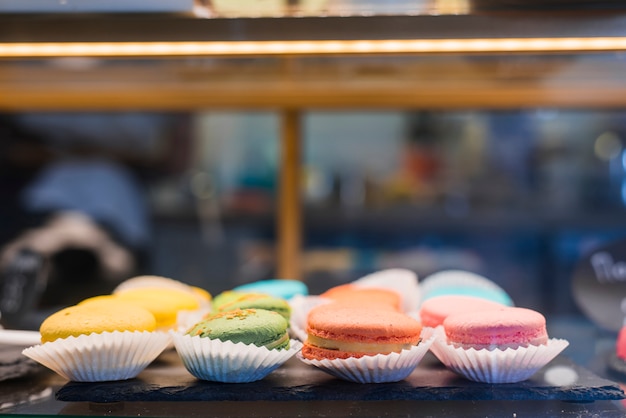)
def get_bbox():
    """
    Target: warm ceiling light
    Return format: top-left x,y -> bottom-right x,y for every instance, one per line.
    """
2,37 -> 626,58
